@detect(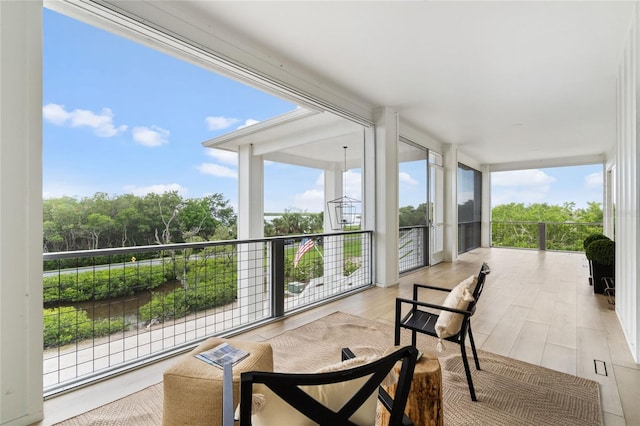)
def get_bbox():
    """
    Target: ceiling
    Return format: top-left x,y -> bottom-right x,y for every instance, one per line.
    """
102,1 -> 634,168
